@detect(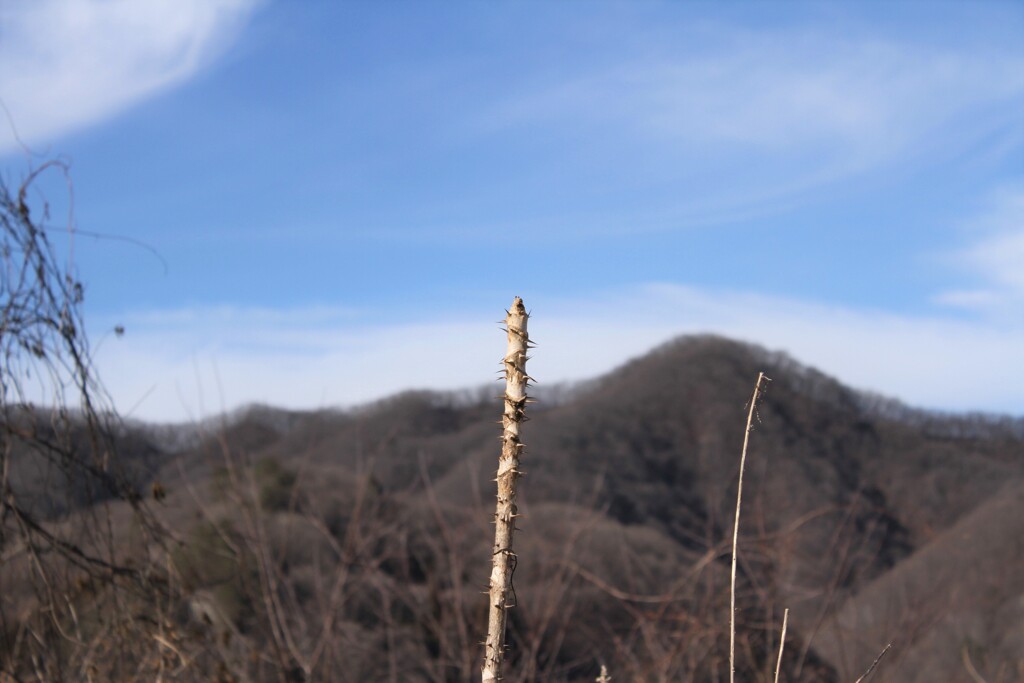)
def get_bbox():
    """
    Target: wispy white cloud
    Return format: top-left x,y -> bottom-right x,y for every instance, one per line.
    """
486,32 -> 1024,203
0,0 -> 260,155
935,184 -> 1024,319
92,308 -> 498,422
92,285 -> 1024,423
